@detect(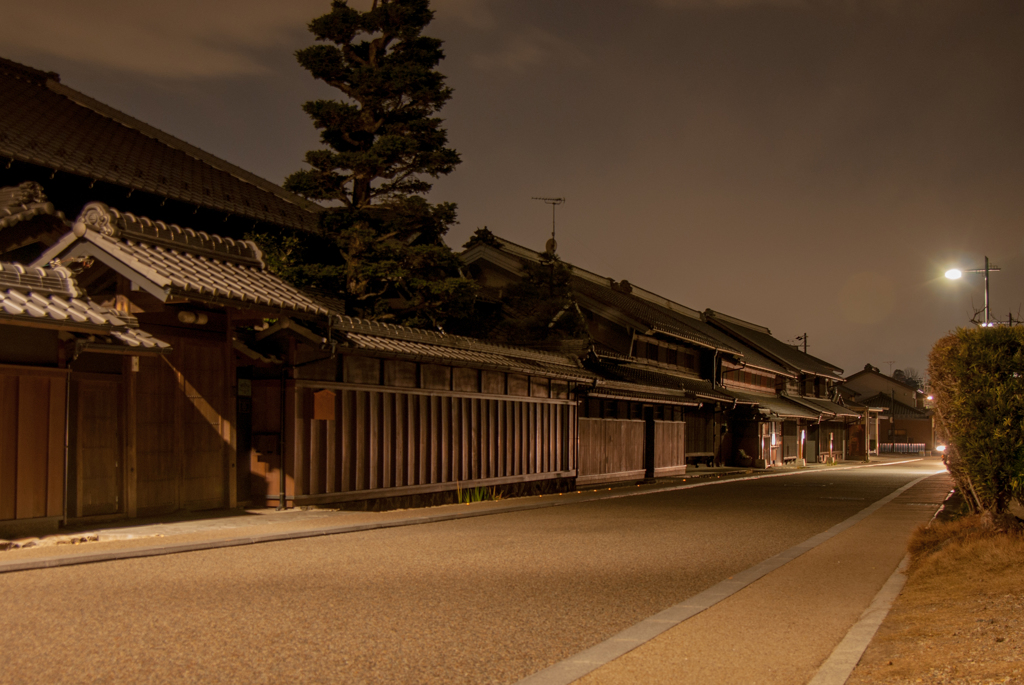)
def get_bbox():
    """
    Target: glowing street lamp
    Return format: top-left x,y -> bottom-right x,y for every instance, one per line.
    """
944,256 -> 1001,326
